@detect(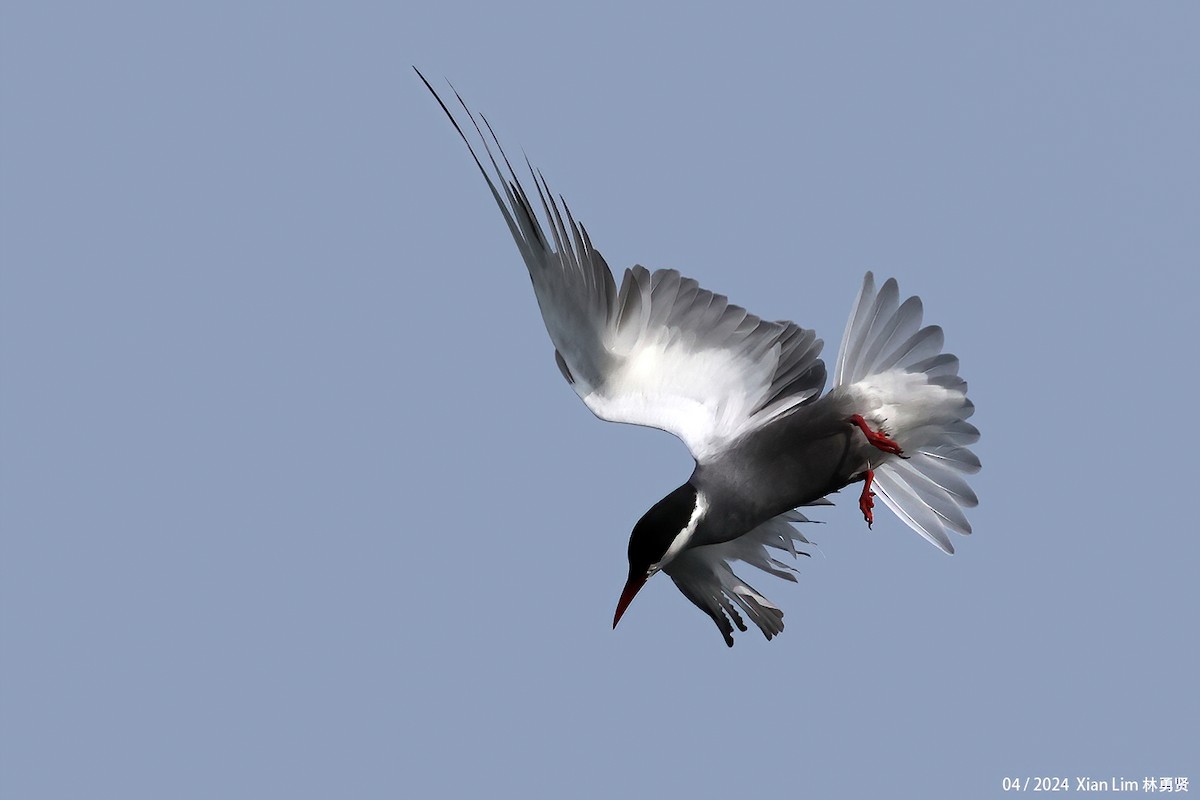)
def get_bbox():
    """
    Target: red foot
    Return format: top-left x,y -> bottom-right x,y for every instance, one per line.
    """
858,468 -> 876,528
849,414 -> 904,456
